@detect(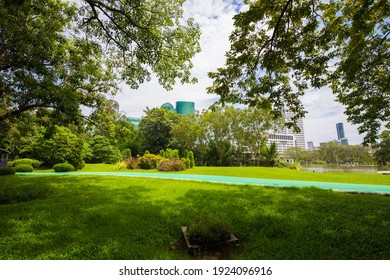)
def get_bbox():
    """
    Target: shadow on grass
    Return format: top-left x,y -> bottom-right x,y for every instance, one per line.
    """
1,176 -> 390,260
0,176 -> 188,260
177,186 -> 390,259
